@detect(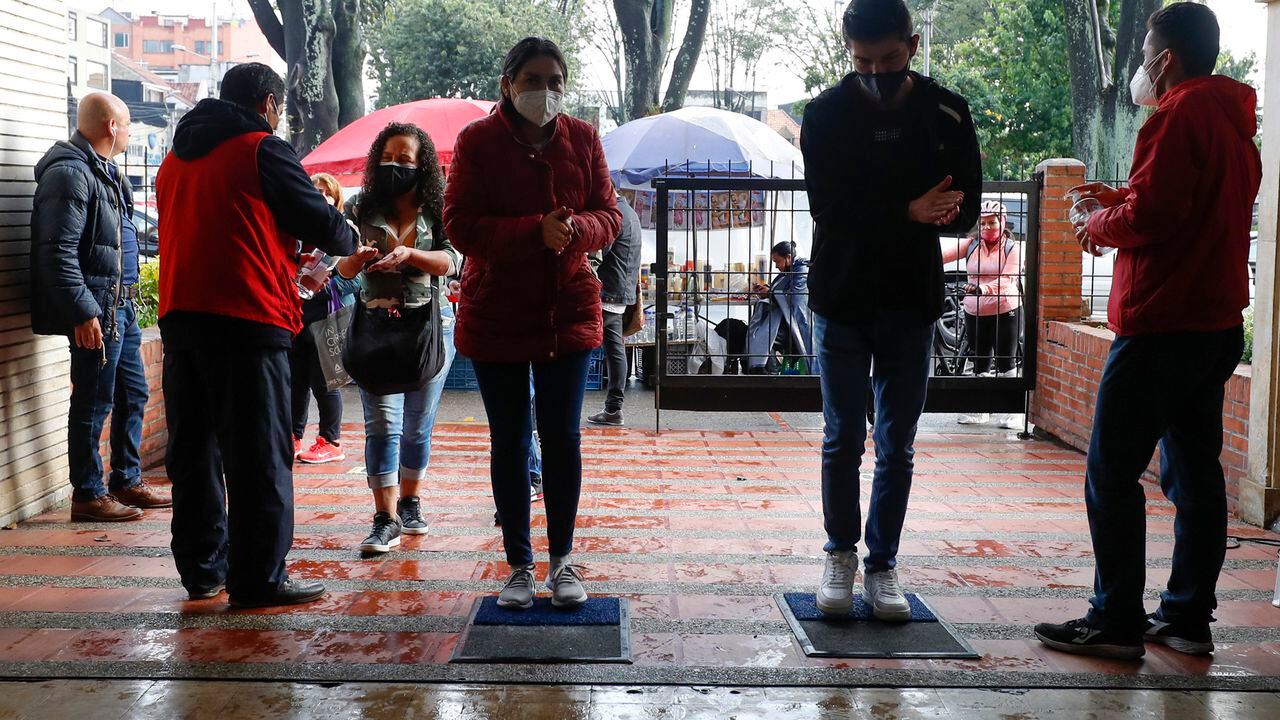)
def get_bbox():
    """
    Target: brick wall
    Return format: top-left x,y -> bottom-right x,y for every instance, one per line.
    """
97,327 -> 167,473
1029,321 -> 1251,509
